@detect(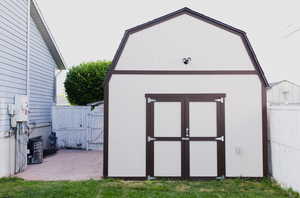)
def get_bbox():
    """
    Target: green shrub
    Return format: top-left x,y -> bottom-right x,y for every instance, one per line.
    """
64,60 -> 111,105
